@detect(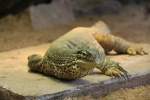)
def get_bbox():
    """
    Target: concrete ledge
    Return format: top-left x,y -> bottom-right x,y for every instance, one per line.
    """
32,73 -> 150,100
0,87 -> 25,100
0,44 -> 150,100
0,73 -> 149,100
